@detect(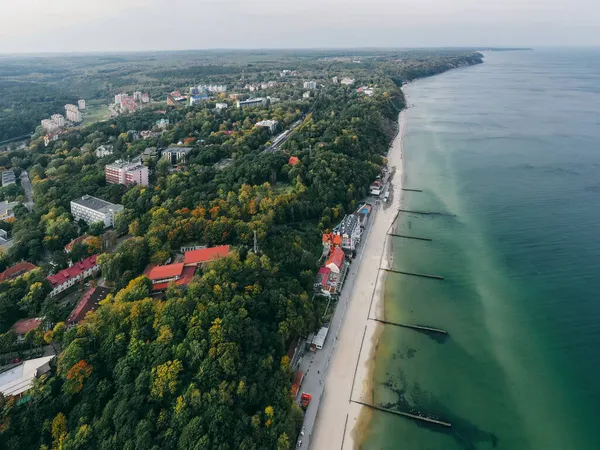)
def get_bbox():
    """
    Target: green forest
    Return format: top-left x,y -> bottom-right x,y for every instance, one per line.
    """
0,50 -> 482,449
